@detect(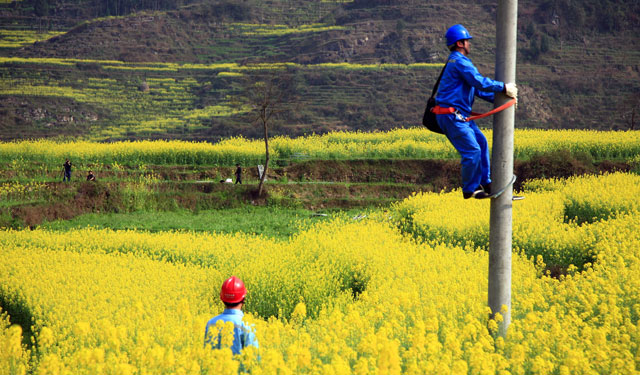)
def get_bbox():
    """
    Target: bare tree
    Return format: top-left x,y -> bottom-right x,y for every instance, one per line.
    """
621,92 -> 639,131
236,70 -> 299,197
